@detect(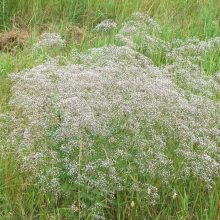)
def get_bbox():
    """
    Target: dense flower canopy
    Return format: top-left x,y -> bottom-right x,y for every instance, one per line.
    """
0,12 -> 220,218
